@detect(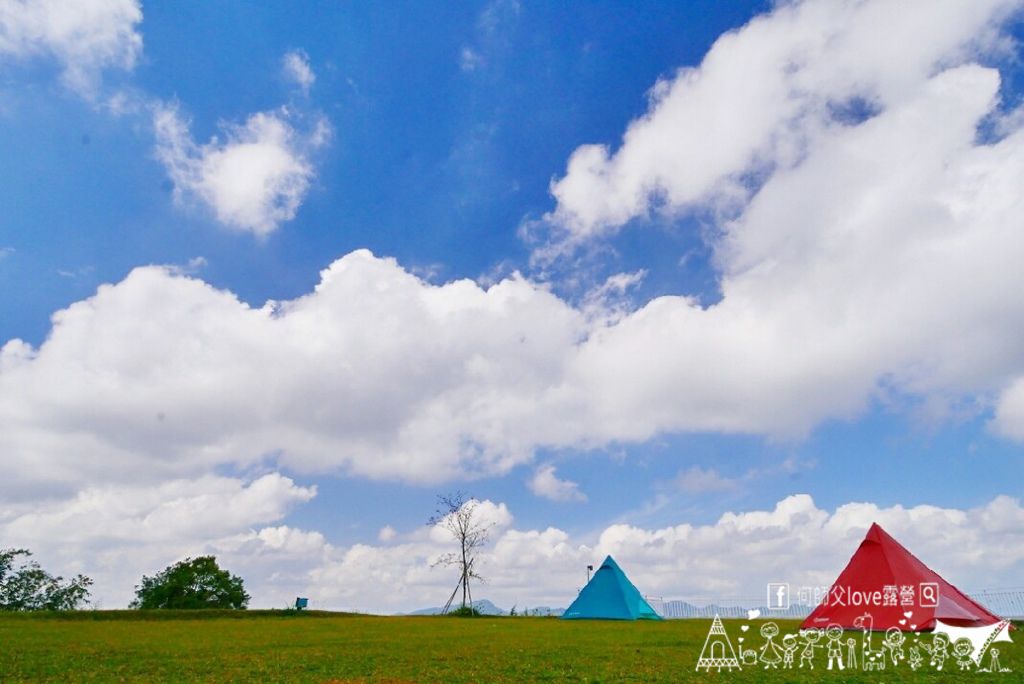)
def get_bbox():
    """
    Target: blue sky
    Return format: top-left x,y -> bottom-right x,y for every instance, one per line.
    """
2,1 -> 762,345
2,0 -> 1024,612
